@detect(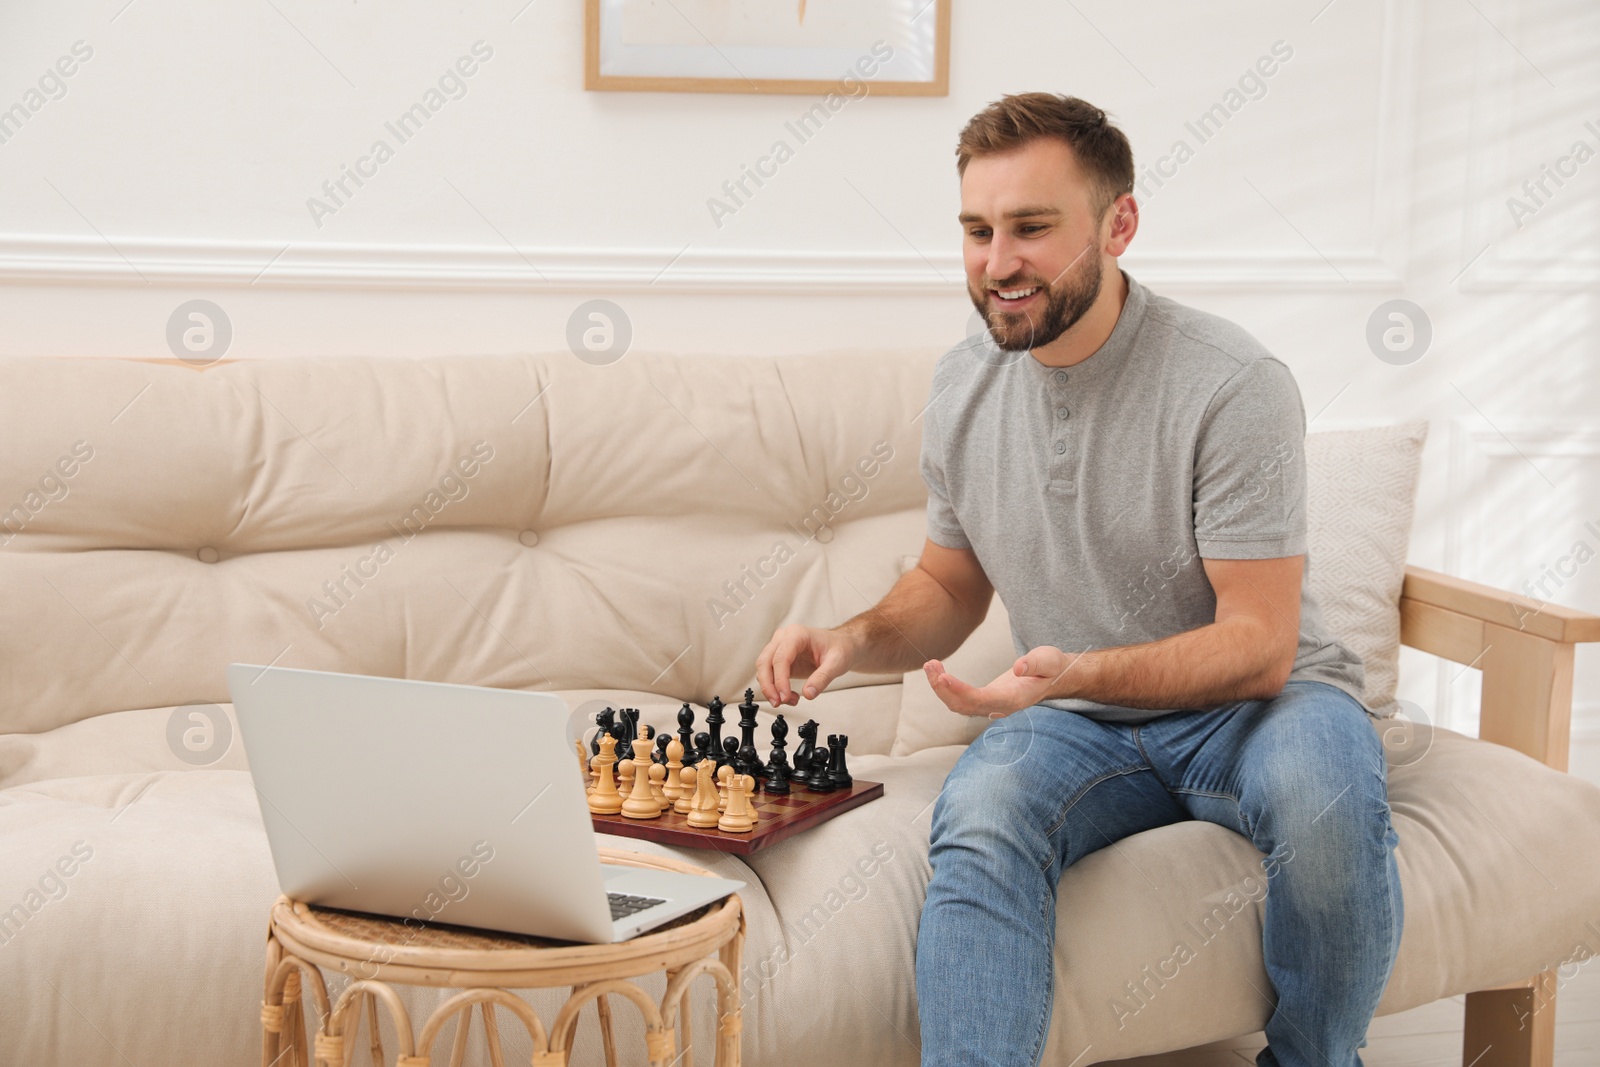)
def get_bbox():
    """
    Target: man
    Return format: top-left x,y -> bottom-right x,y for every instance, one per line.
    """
755,93 -> 1401,1067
